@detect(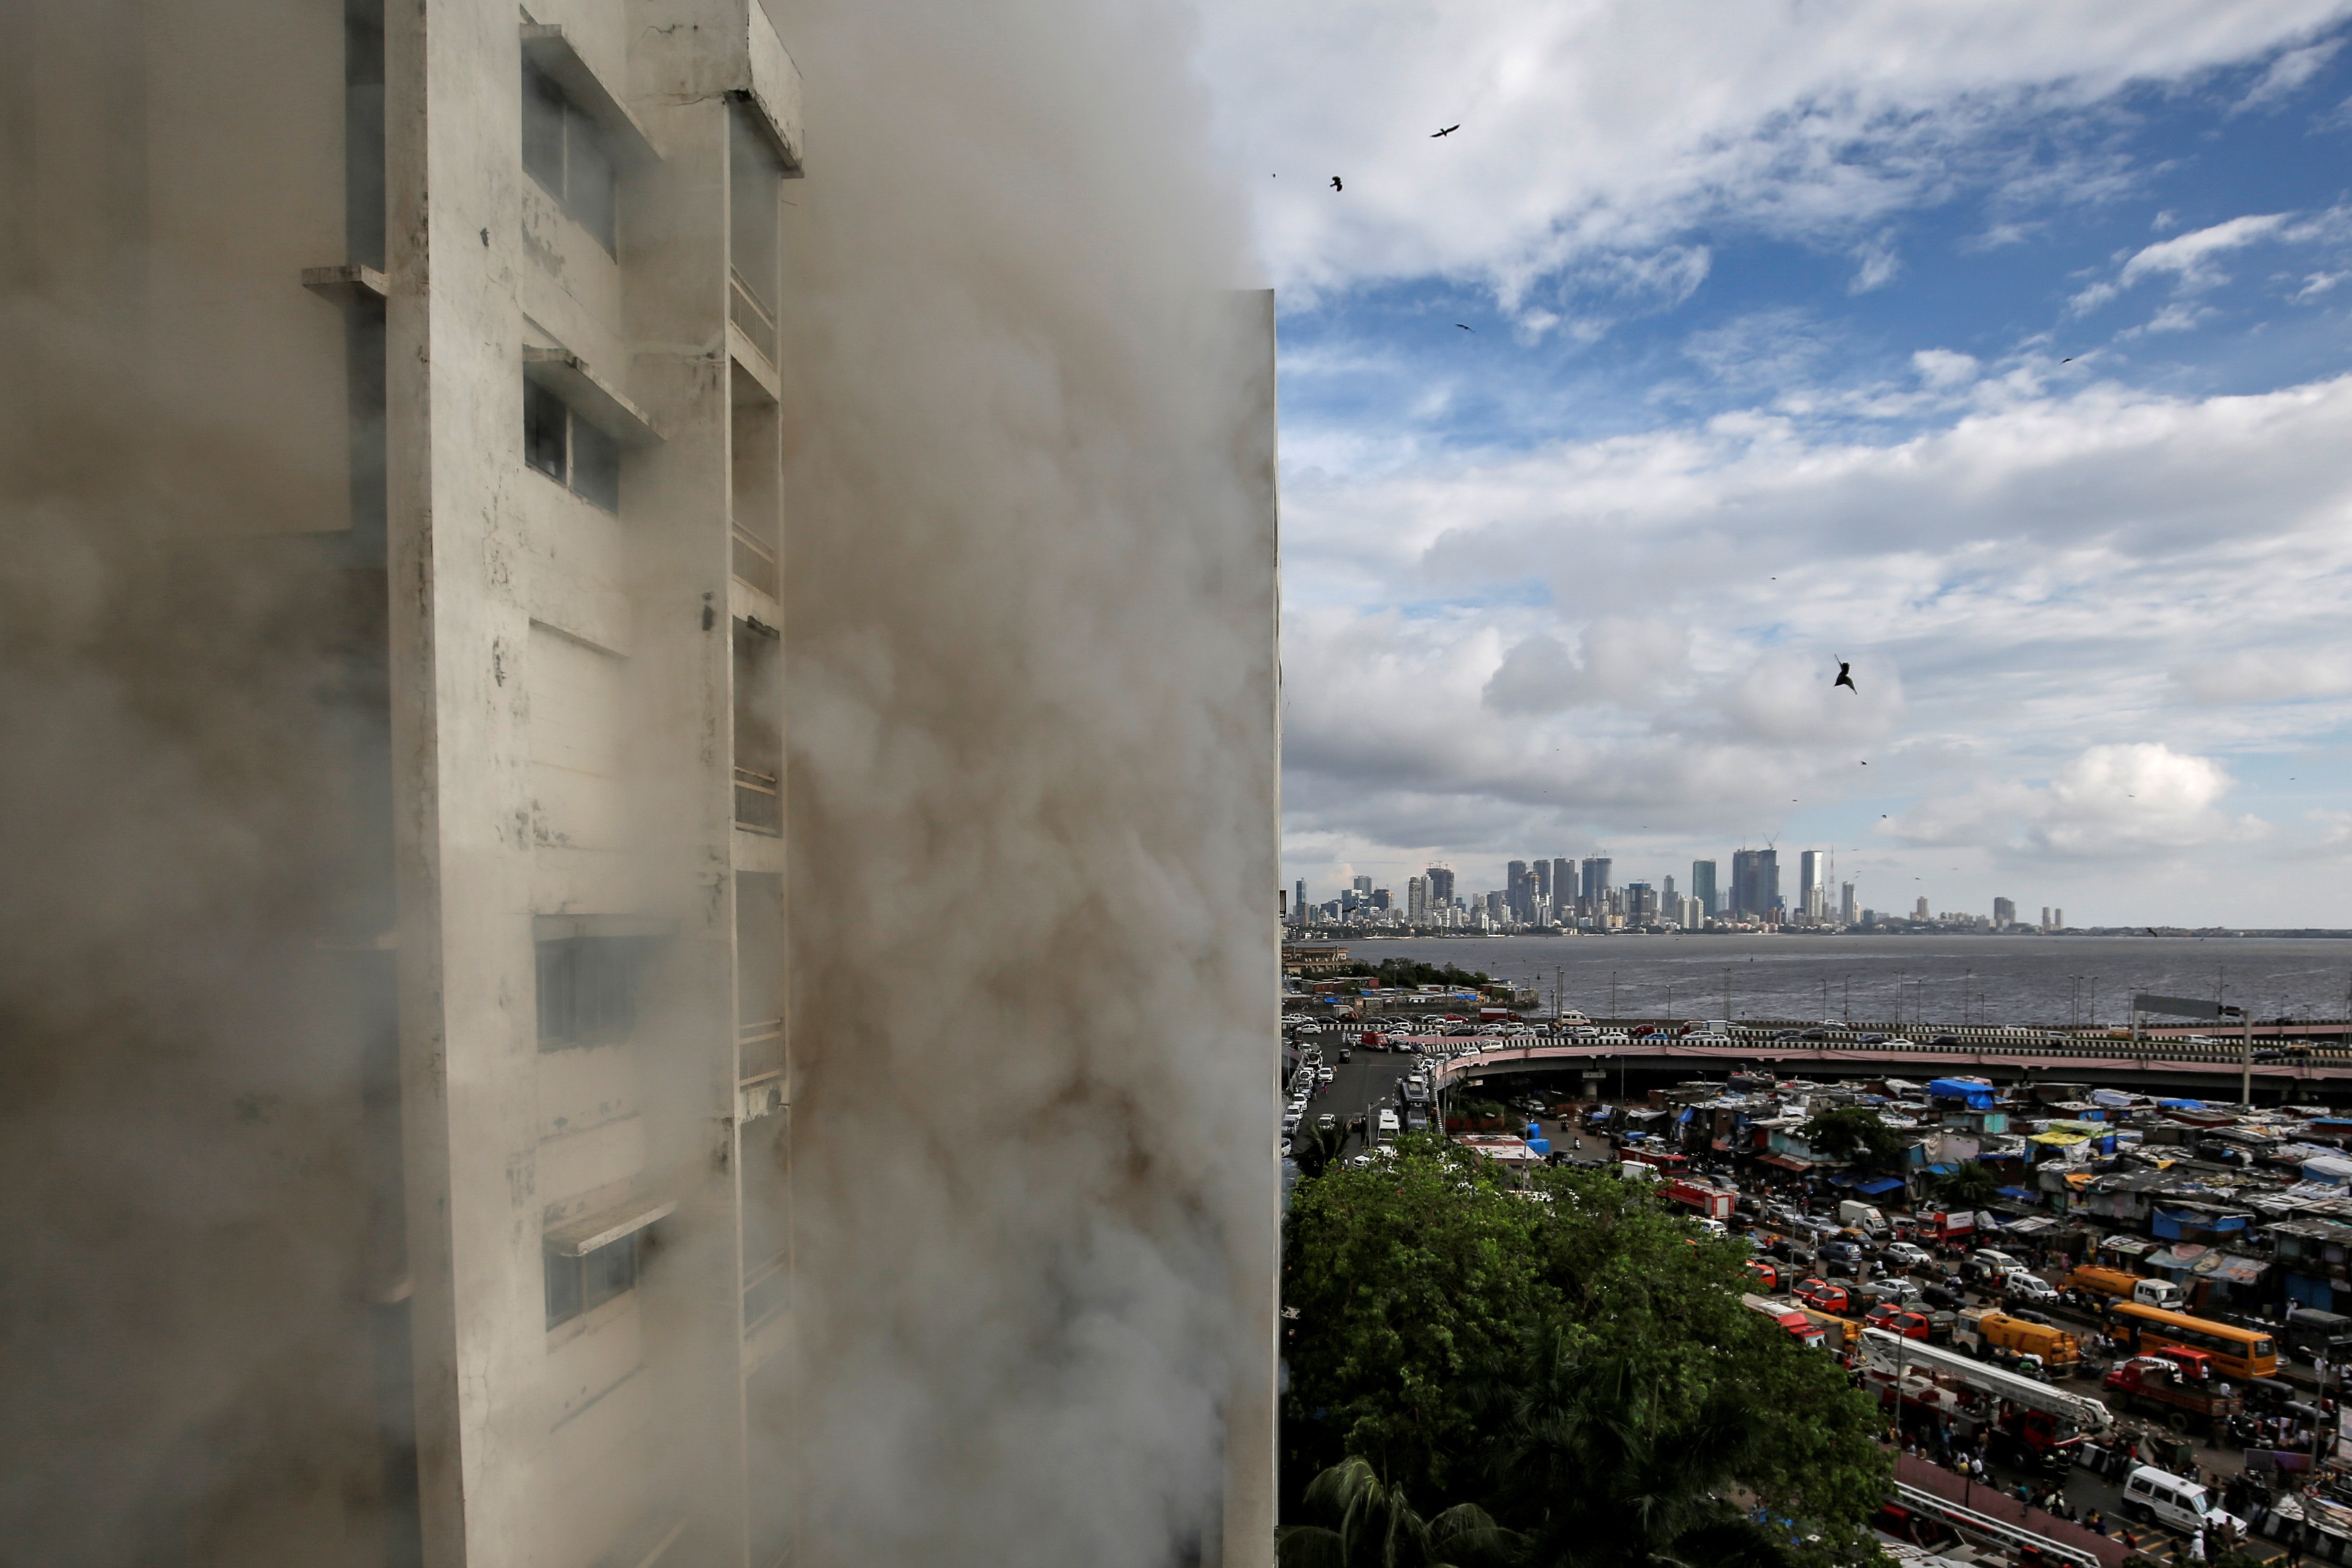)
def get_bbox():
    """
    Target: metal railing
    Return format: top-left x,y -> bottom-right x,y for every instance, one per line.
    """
733,765 -> 781,835
731,521 -> 778,599
730,267 -> 777,364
